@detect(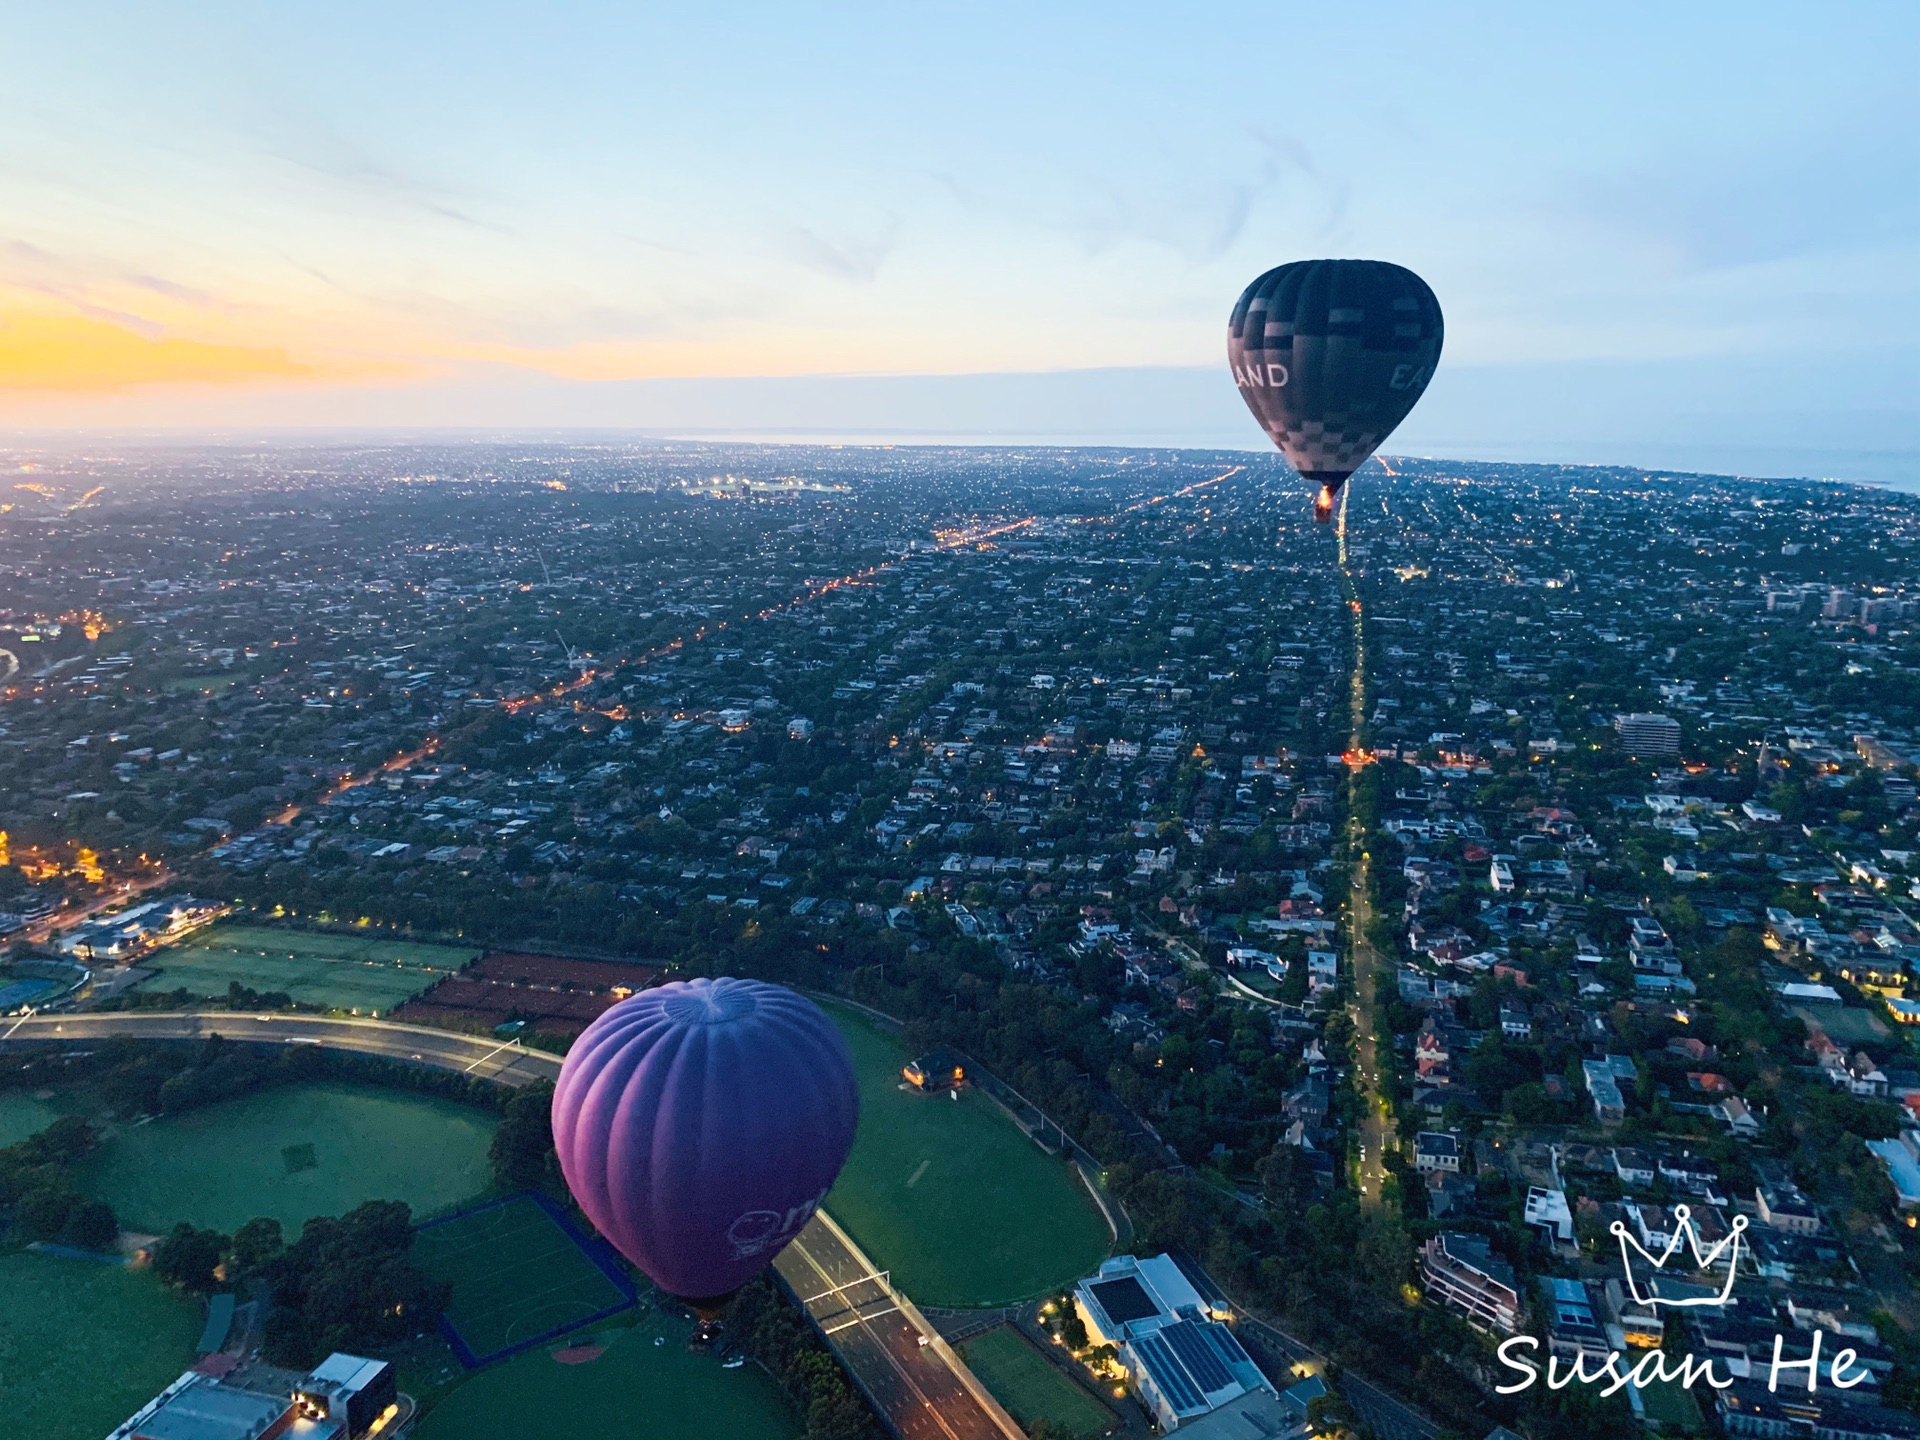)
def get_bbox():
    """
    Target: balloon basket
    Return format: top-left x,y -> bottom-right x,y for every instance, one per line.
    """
692,1318 -> 726,1349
